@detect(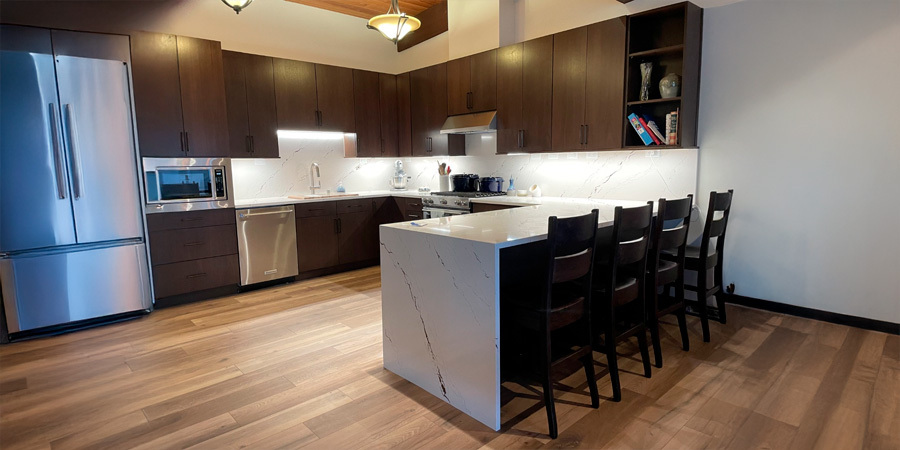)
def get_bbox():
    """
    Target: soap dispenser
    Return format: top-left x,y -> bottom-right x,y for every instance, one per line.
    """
336,181 -> 346,193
